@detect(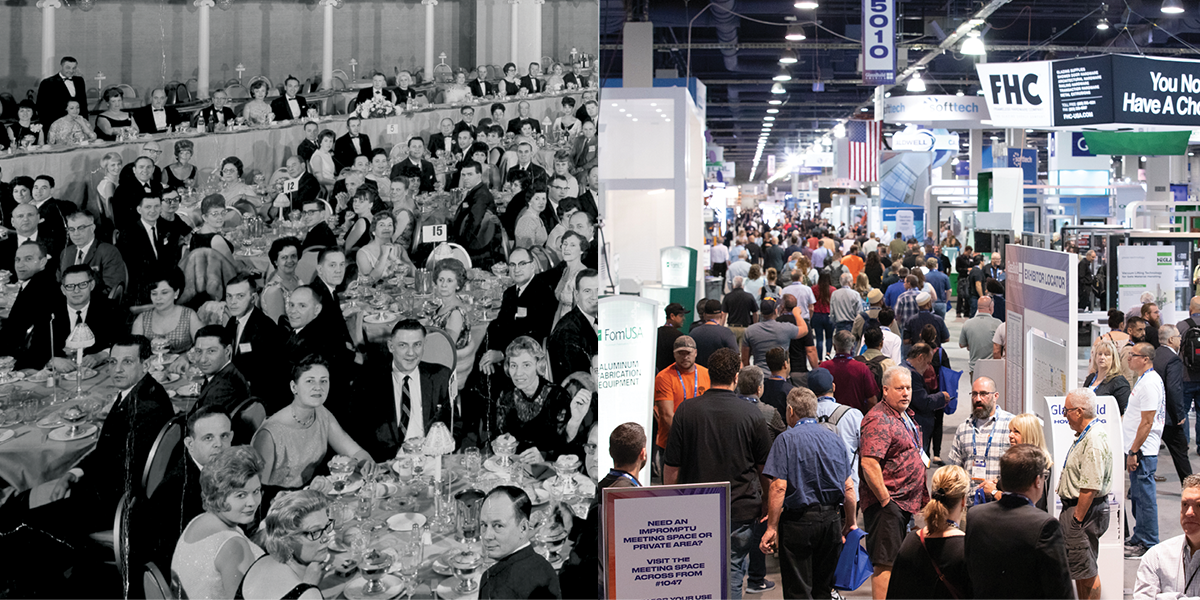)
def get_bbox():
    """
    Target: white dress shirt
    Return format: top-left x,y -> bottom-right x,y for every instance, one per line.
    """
392,367 -> 424,440
153,108 -> 168,130
141,219 -> 159,259
67,301 -> 90,330
287,97 -> 301,119
62,76 -> 76,97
